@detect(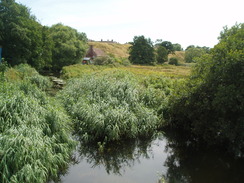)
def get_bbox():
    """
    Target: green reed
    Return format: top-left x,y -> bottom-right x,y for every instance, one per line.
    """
0,81 -> 75,183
